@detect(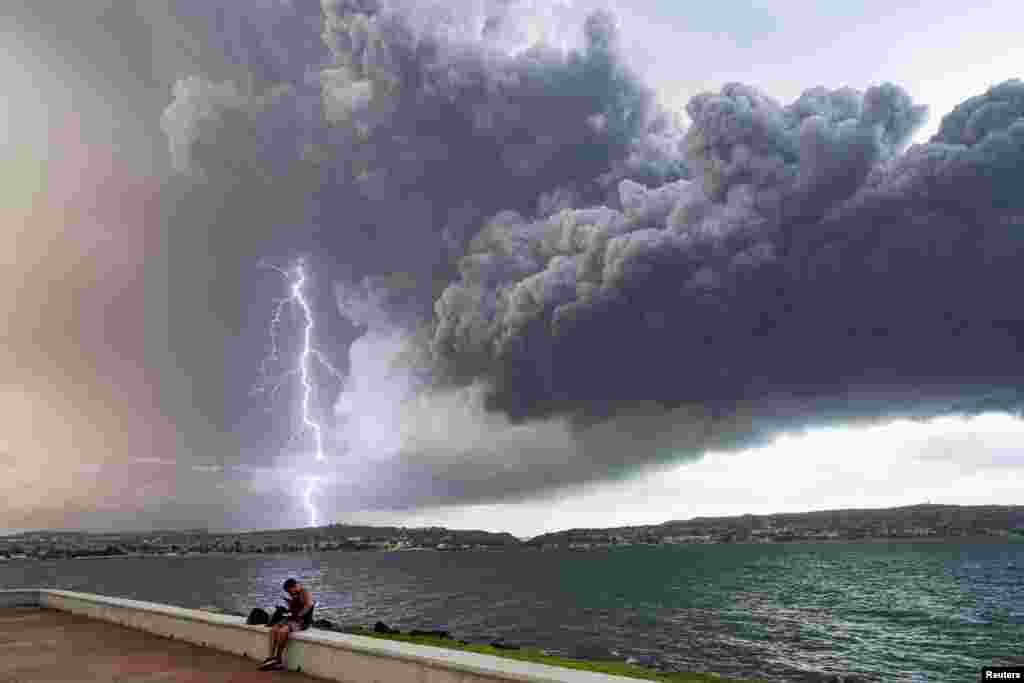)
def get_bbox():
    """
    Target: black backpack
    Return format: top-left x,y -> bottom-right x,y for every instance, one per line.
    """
267,606 -> 289,627
246,608 -> 270,626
